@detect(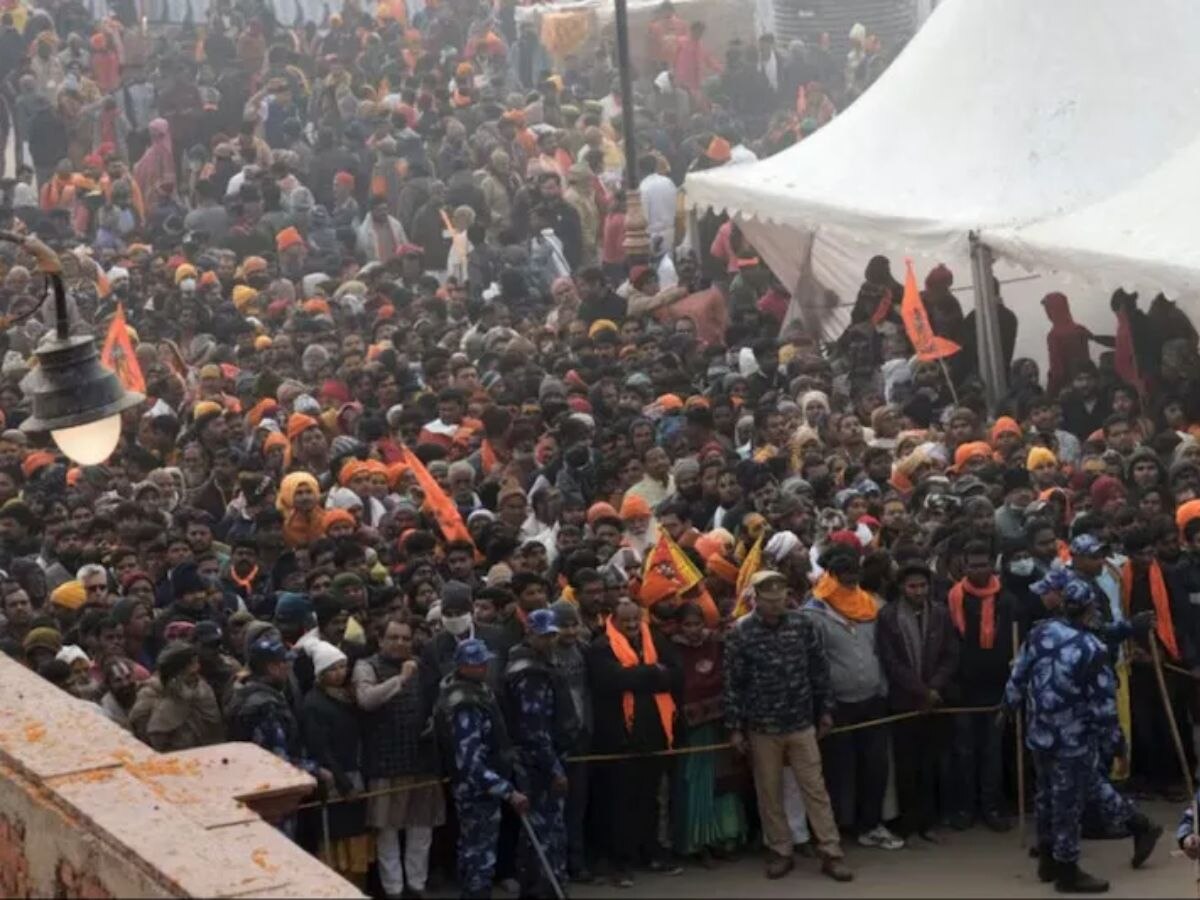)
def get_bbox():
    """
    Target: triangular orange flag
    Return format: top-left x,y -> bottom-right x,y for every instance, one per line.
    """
398,445 -> 475,549
100,303 -> 146,393
901,259 -> 961,362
